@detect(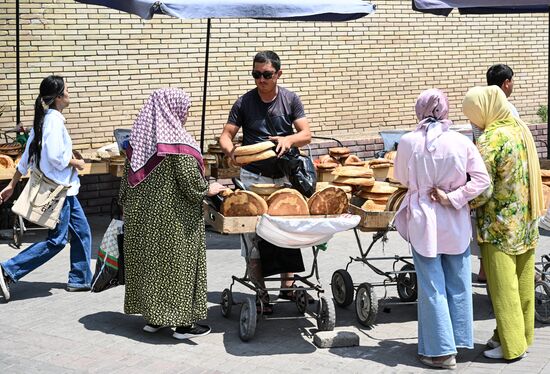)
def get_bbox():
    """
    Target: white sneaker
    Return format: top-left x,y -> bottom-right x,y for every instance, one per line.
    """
143,324 -> 166,333
0,267 -> 10,302
484,346 -> 527,360
486,338 -> 500,349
